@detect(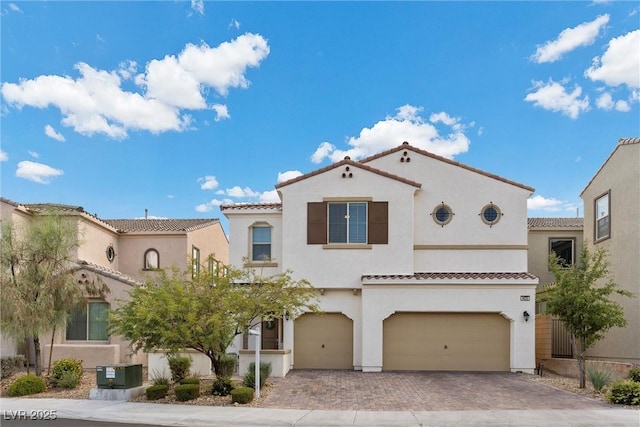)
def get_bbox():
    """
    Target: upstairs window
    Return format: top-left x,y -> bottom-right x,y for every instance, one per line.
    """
66,302 -> 109,341
308,201 -> 388,245
252,225 -> 272,261
192,246 -> 200,278
328,202 -> 367,243
549,238 -> 575,268
144,249 -> 159,270
480,203 -> 502,227
595,192 -> 610,242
